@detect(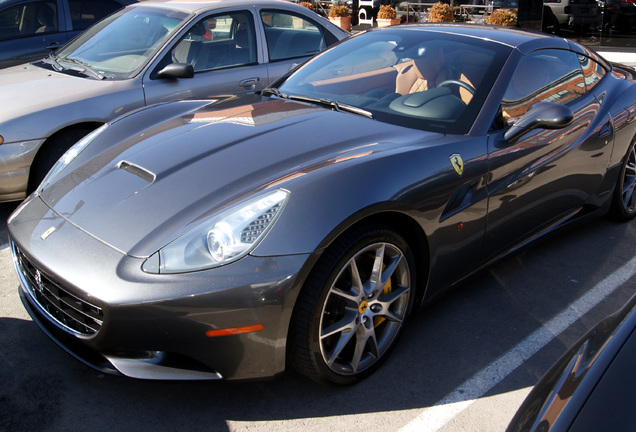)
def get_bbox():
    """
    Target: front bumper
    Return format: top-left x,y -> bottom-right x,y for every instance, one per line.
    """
9,196 -> 311,380
0,139 -> 42,202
